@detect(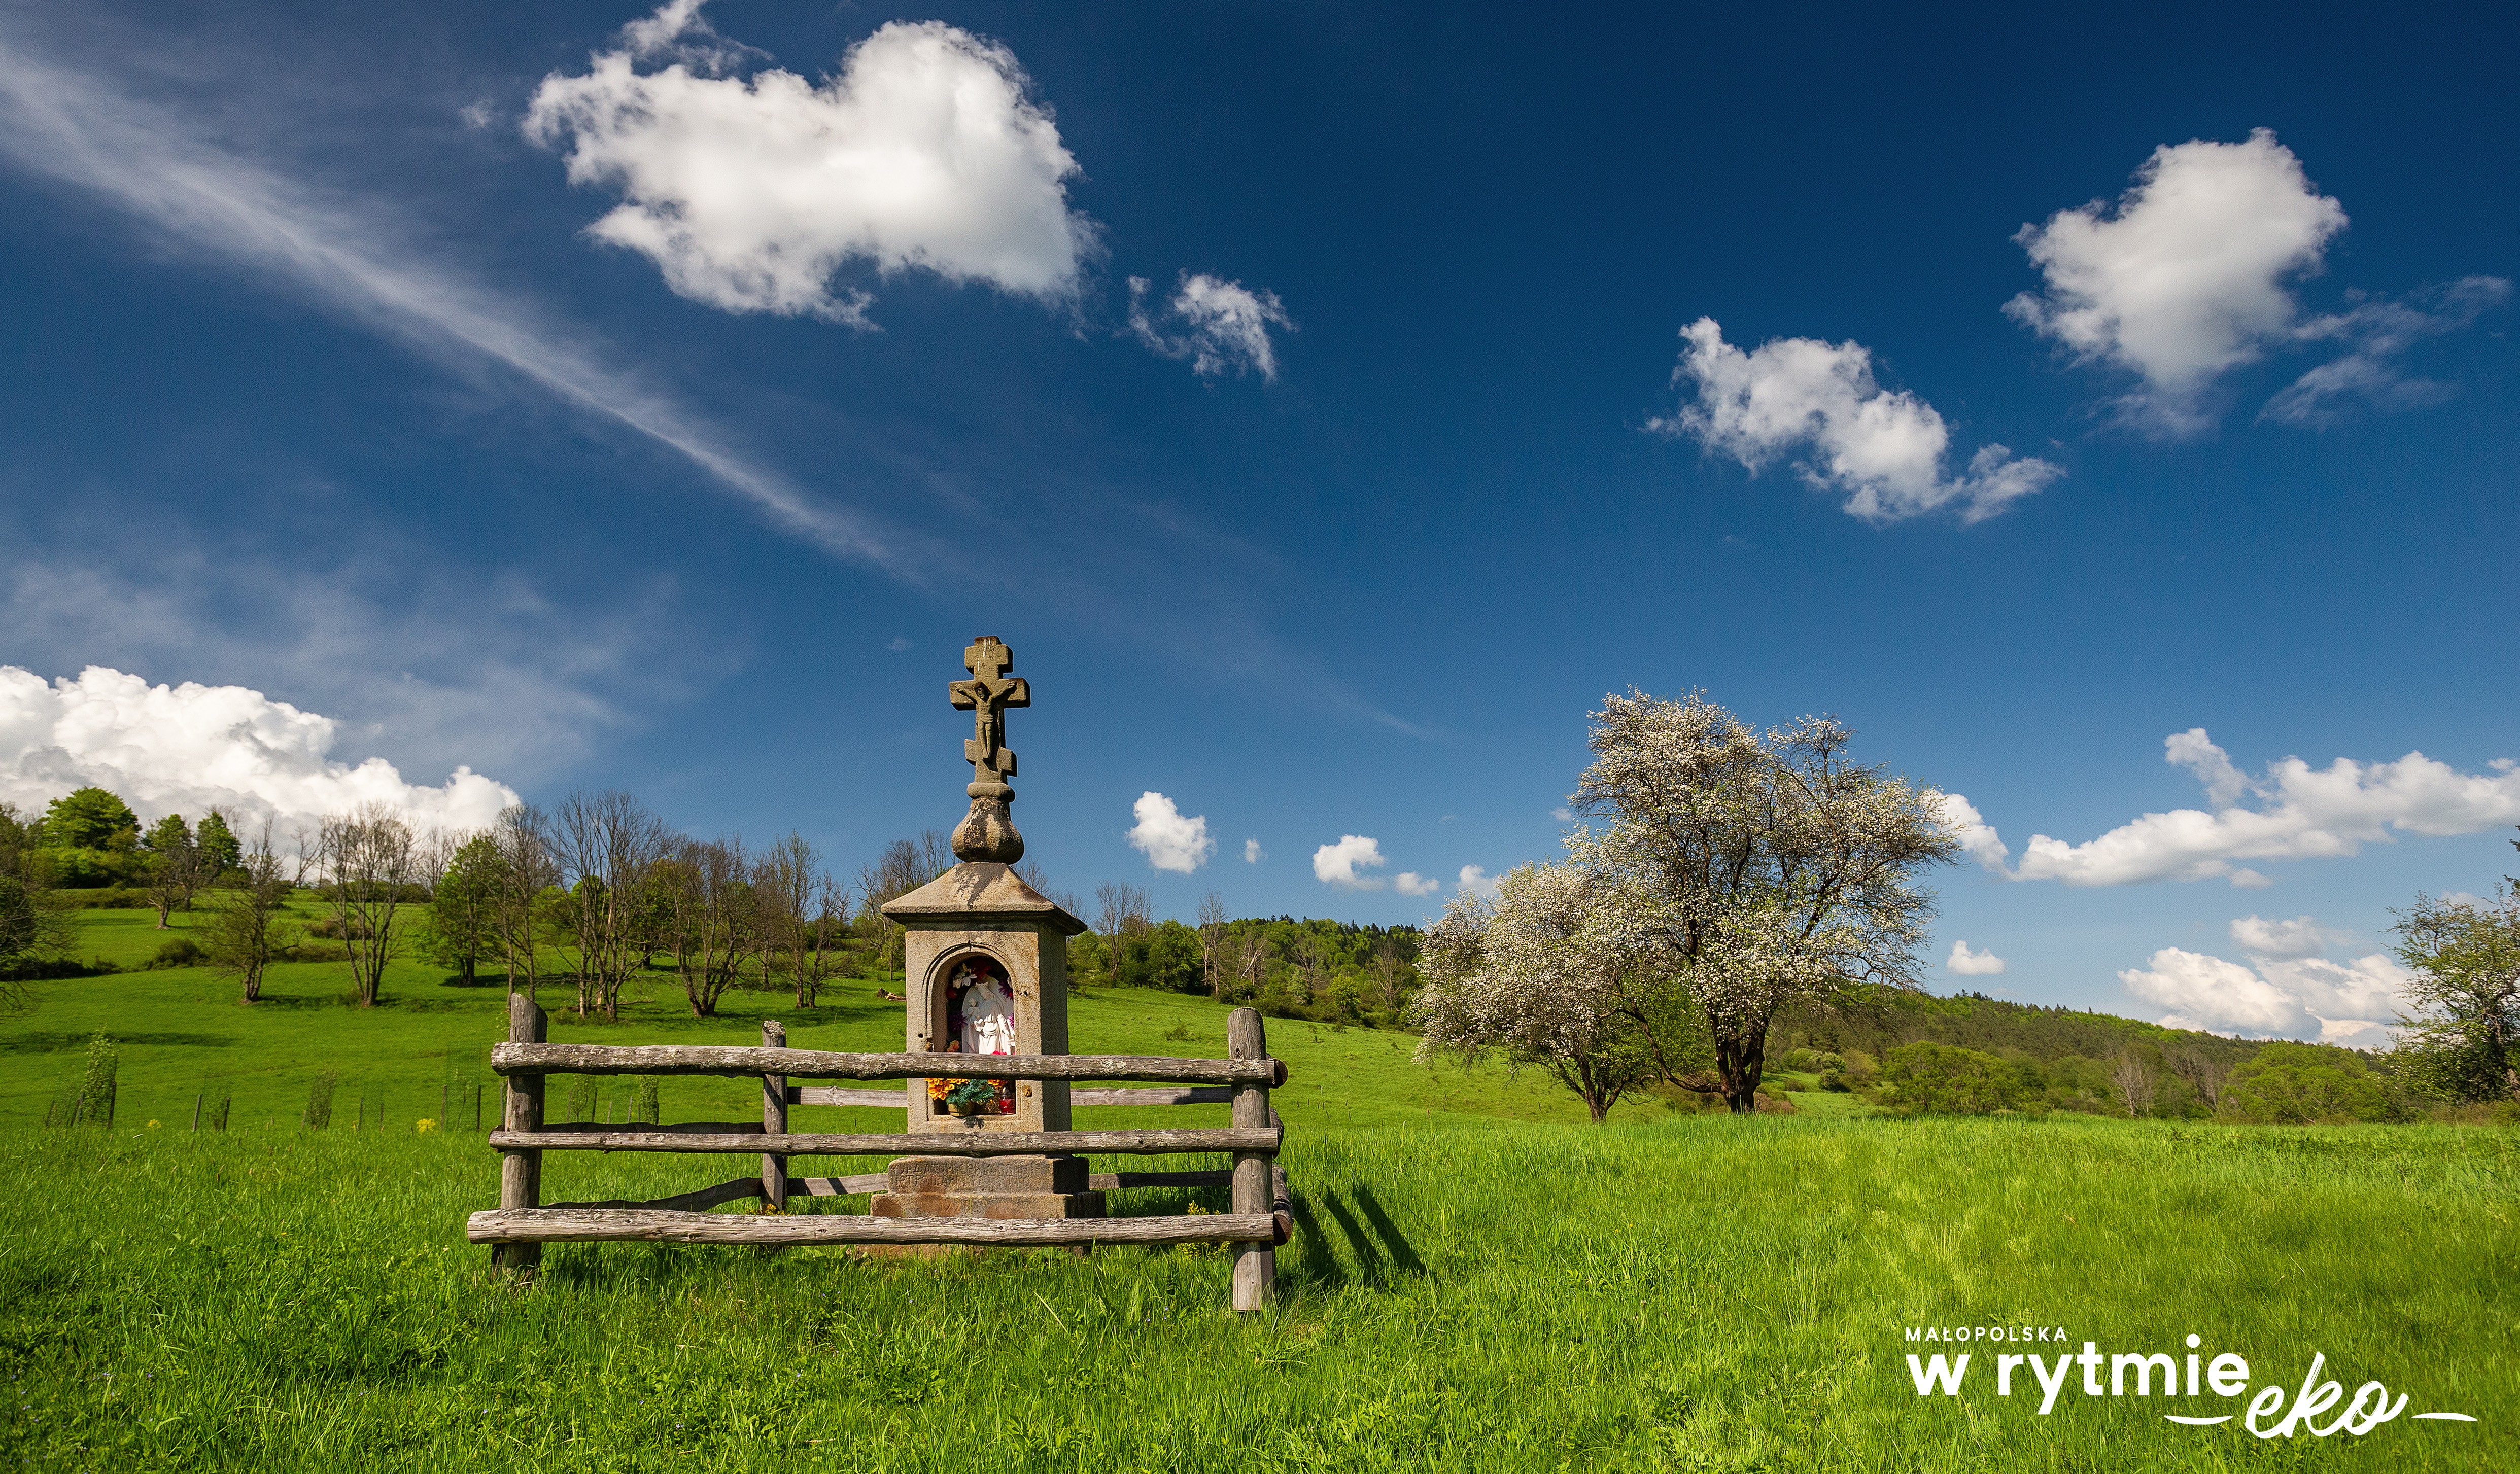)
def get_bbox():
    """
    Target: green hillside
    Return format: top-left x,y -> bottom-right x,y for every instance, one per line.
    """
1,908 -> 2513,1471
